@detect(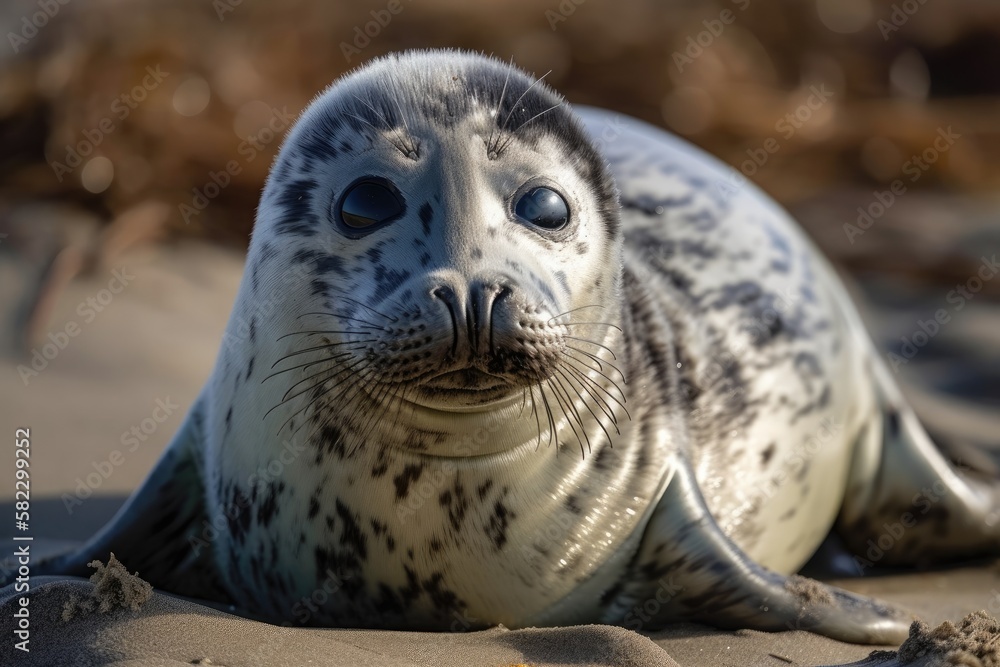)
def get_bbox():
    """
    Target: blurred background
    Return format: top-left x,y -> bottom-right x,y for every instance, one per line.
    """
0,0 -> 997,537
